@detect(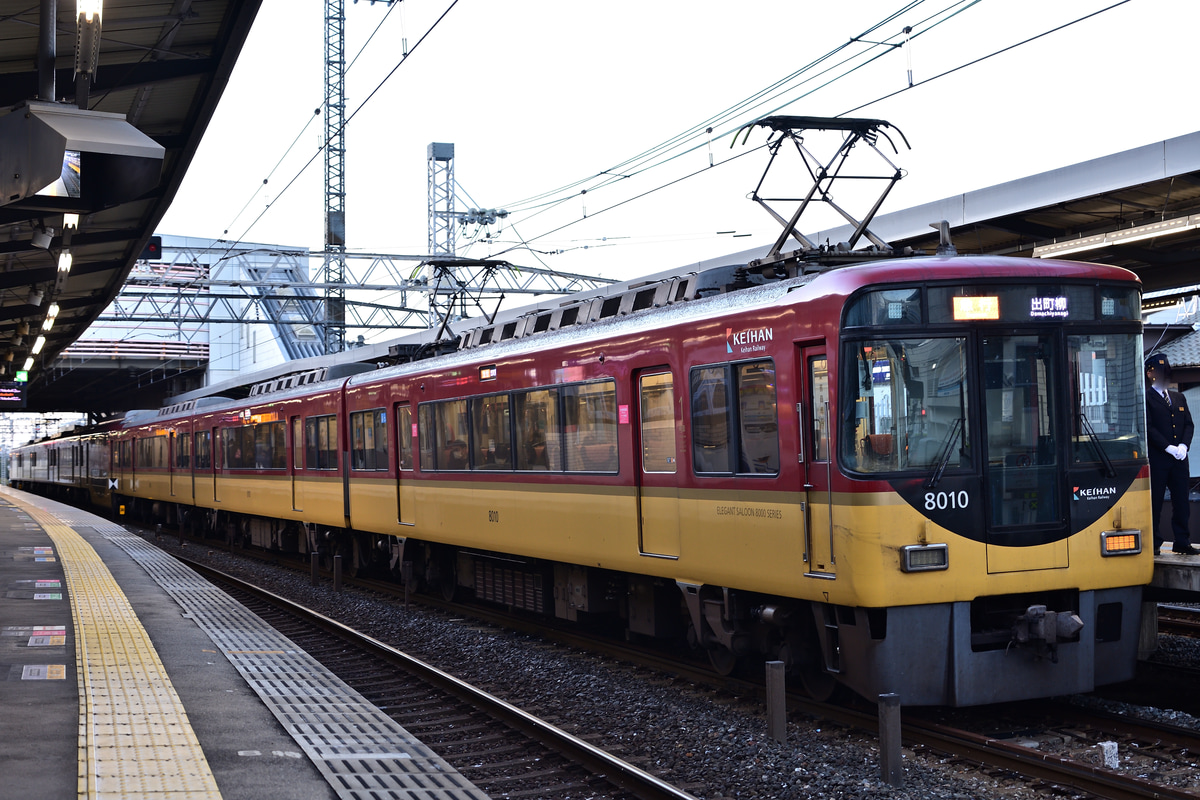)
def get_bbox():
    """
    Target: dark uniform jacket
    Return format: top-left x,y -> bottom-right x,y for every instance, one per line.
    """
1146,387 -> 1194,458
